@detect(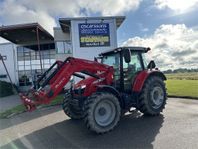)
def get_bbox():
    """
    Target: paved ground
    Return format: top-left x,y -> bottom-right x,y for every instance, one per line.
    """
0,95 -> 21,112
0,98 -> 198,149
